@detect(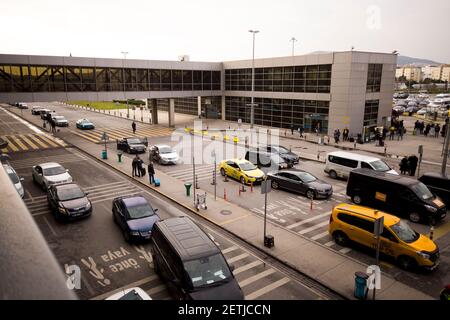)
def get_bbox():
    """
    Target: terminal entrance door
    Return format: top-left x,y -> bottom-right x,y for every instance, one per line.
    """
304,114 -> 328,134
